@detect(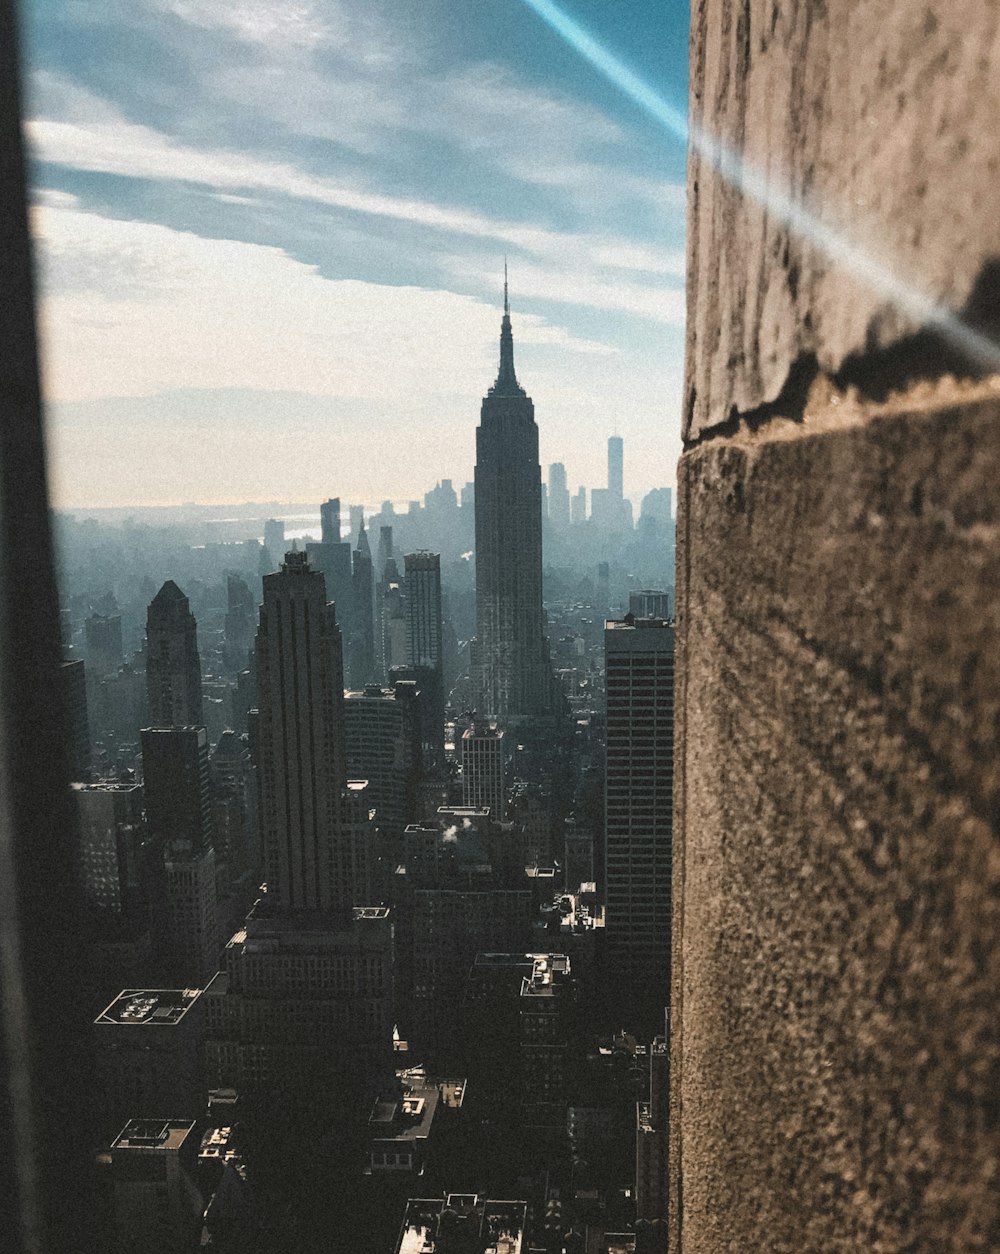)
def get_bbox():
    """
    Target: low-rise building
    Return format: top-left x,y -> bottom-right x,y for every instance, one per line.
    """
394,1194 -> 526,1254
366,1067 -> 465,1177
